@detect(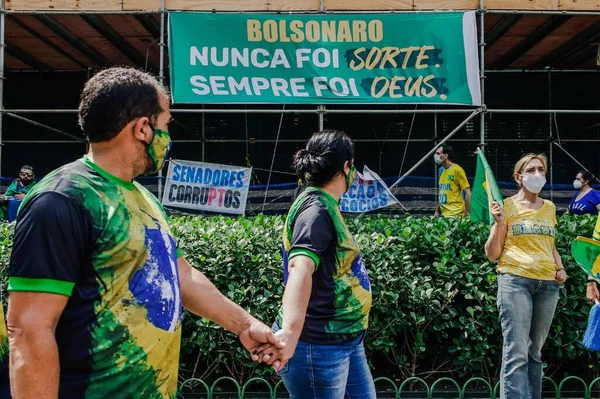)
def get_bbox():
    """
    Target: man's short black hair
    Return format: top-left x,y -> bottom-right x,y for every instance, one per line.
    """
439,144 -> 454,161
21,165 -> 34,173
78,67 -> 169,143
